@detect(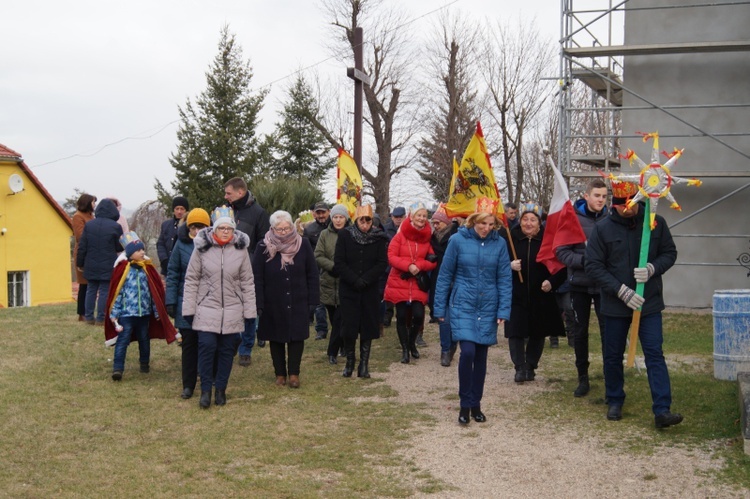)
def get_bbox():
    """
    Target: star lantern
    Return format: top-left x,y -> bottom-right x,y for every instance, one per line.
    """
613,131 -> 702,229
